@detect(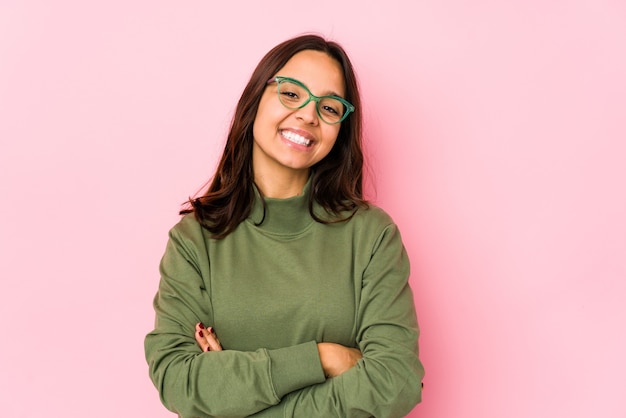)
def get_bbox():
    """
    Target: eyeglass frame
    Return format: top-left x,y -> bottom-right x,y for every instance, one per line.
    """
266,76 -> 355,124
